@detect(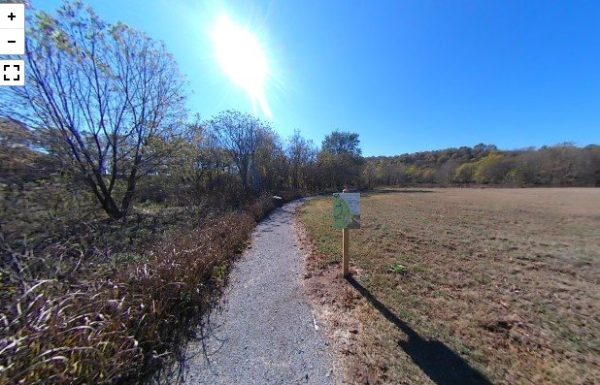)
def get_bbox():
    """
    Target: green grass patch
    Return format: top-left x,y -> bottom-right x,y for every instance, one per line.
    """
389,263 -> 407,275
